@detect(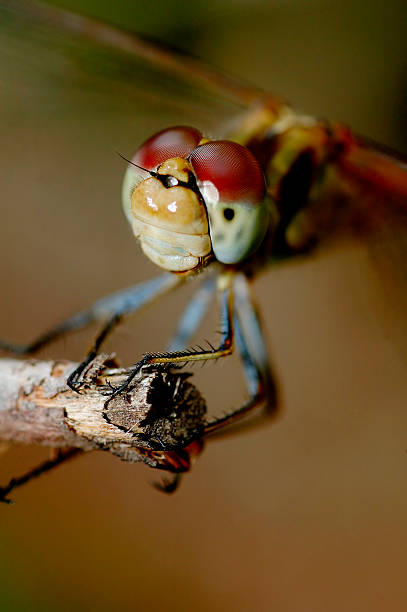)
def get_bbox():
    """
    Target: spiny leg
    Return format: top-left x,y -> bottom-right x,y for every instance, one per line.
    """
105,272 -> 235,401
69,275 -> 183,390
0,309 -> 96,356
203,272 -> 279,438
0,447 -> 83,504
0,273 -> 182,393
67,274 -> 184,391
0,273 -> 179,356
167,275 -> 216,352
234,273 -> 277,404
67,313 -> 122,391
